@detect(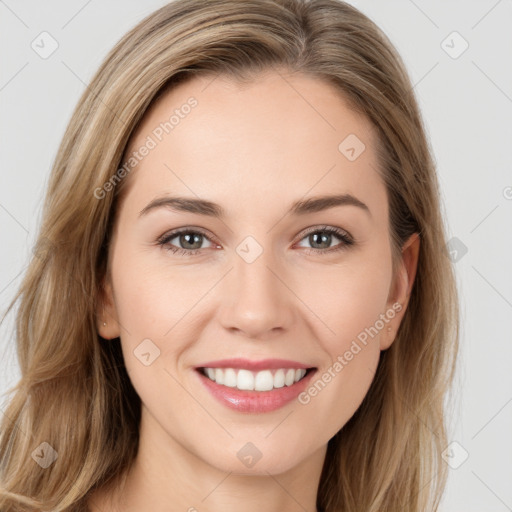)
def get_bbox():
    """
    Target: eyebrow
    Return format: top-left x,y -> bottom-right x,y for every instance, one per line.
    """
138,193 -> 371,219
